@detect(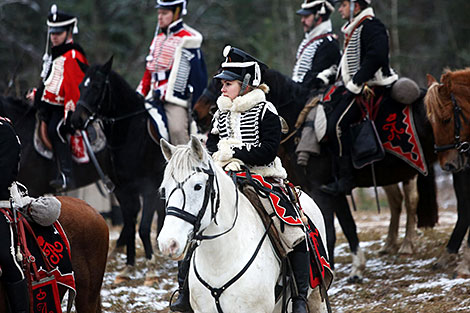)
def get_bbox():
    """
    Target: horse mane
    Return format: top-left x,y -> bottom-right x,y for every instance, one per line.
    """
108,69 -> 144,106
424,82 -> 448,123
425,67 -> 470,123
162,145 -> 208,184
